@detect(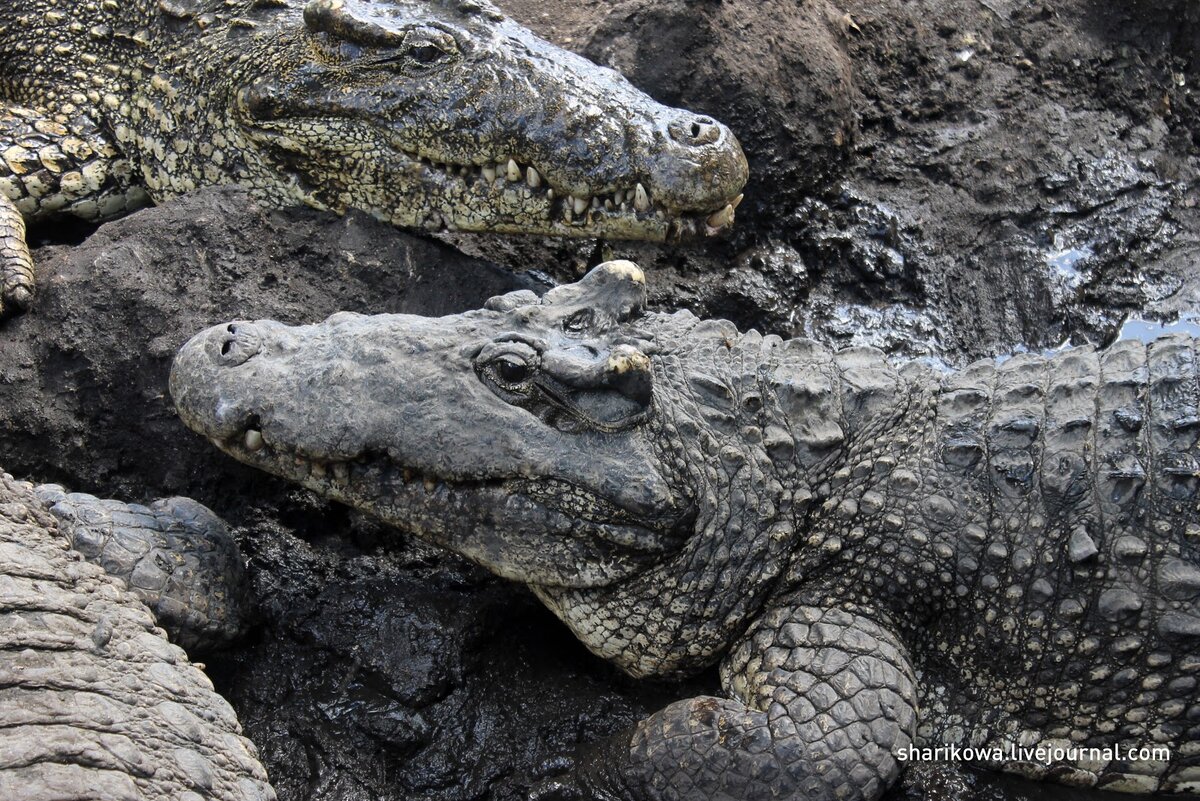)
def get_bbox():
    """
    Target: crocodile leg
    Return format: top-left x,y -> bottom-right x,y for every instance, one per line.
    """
537,603 -> 919,801
33,485 -> 249,653
0,103 -> 143,317
0,193 -> 33,315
